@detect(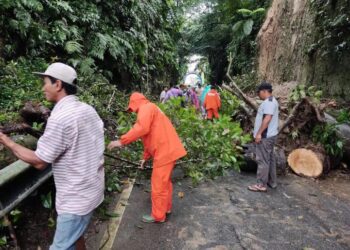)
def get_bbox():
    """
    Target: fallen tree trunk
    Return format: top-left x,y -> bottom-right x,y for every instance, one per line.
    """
241,143 -> 287,175
287,148 -> 330,178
